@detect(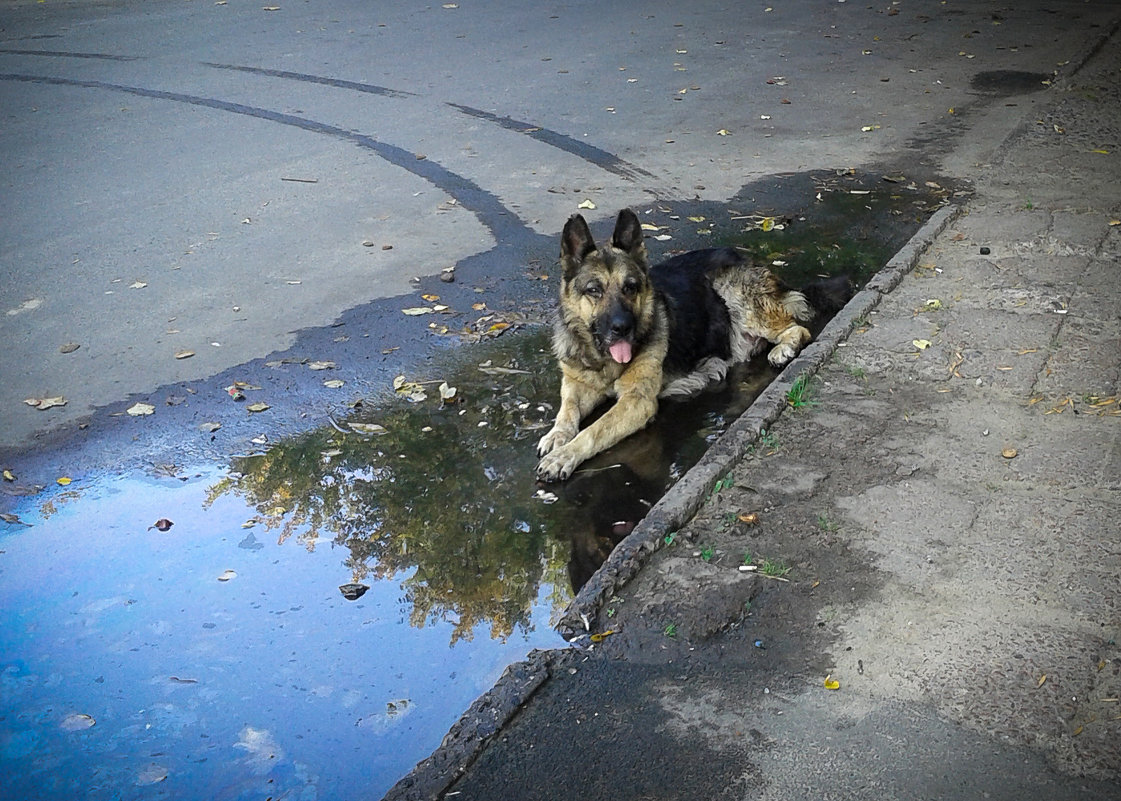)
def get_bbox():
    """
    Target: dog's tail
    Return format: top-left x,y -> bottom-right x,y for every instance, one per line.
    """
800,275 -> 854,316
